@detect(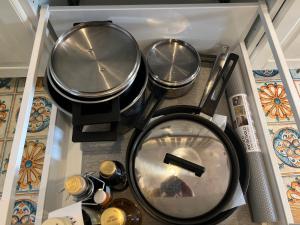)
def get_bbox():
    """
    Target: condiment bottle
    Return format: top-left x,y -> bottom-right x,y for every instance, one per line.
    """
99,161 -> 128,191
100,198 -> 142,225
64,174 -> 105,203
